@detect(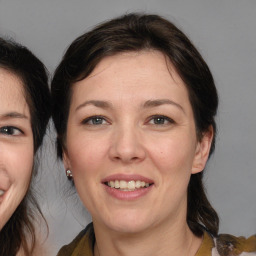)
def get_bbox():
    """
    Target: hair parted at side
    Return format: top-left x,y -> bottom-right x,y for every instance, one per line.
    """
51,13 -> 219,236
0,38 -> 51,256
